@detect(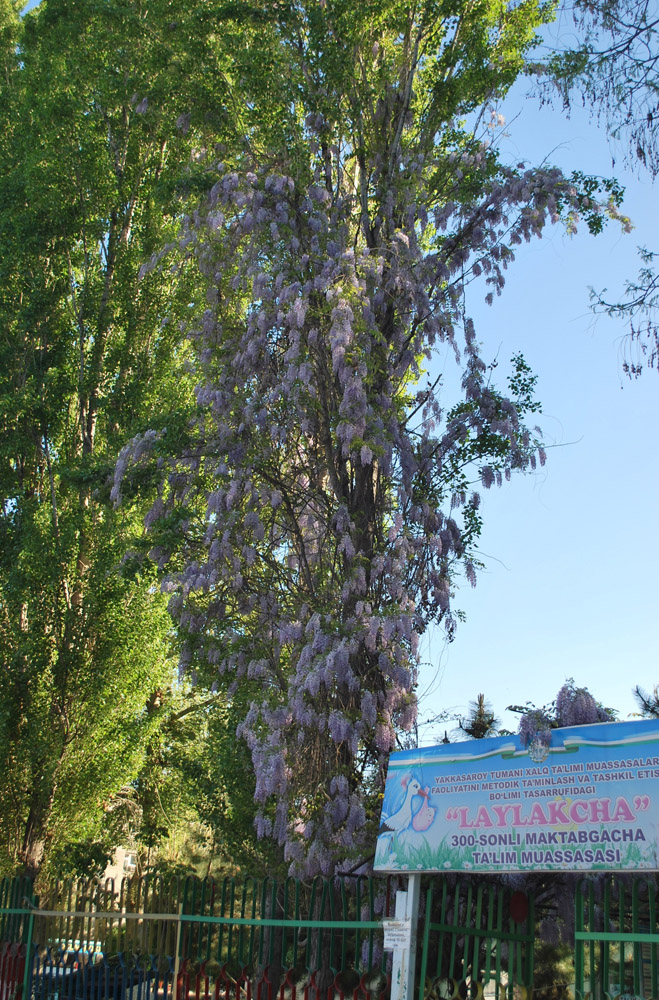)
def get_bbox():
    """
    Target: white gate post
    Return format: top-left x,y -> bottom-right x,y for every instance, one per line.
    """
389,873 -> 421,1000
